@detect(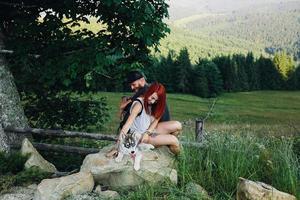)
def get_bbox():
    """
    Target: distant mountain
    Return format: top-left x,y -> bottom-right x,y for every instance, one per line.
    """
167,0 -> 298,20
158,0 -> 300,61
